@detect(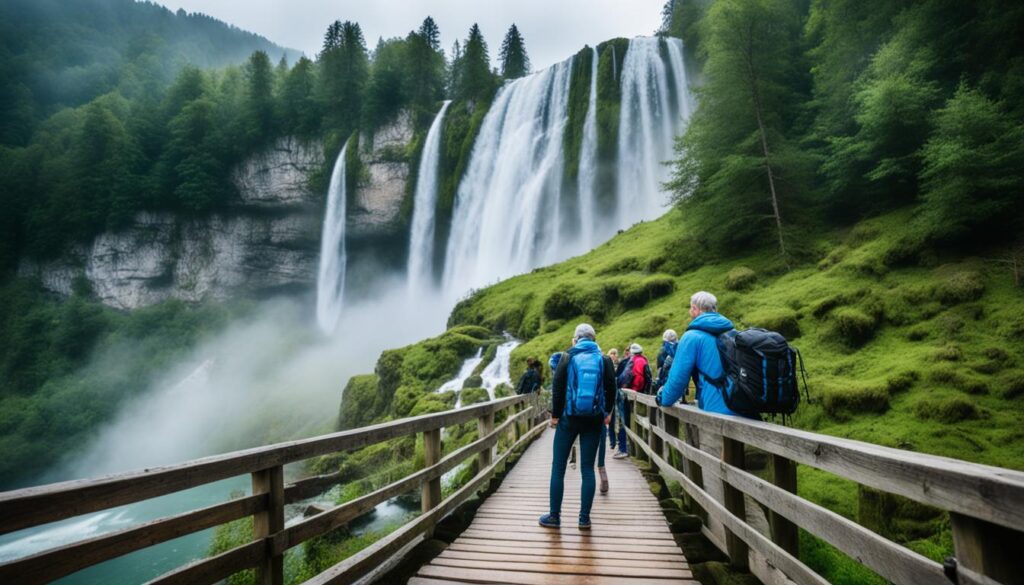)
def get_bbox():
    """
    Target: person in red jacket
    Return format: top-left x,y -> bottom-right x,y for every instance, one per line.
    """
625,343 -> 652,393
